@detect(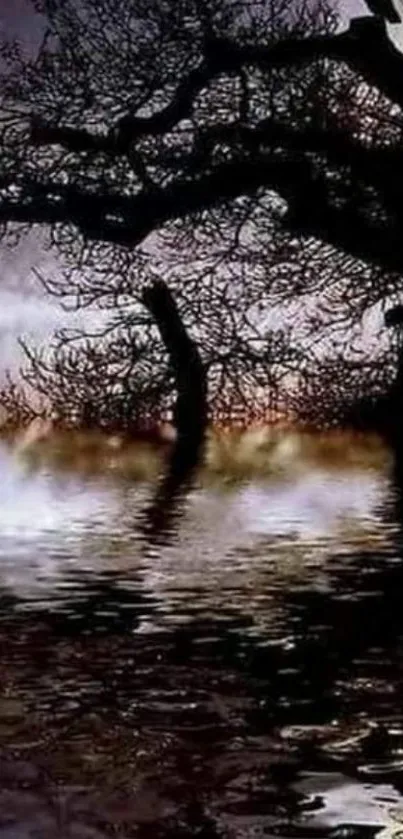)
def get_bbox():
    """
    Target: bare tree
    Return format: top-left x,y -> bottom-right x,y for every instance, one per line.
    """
1,0 -> 403,432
